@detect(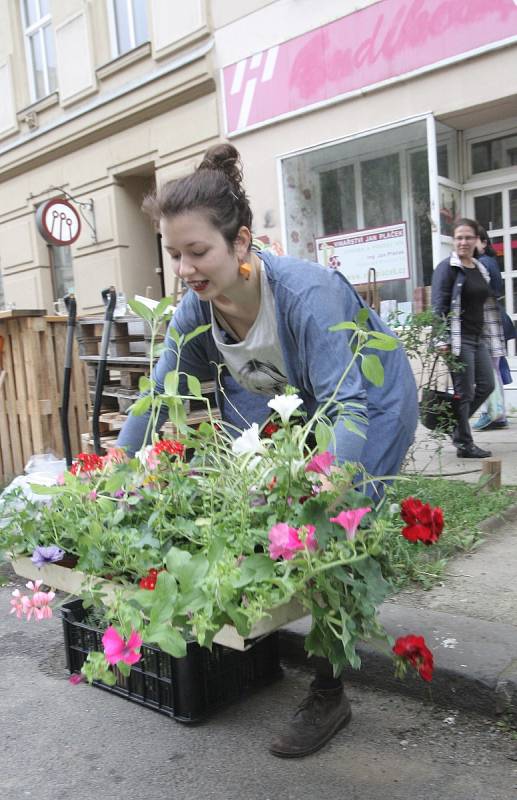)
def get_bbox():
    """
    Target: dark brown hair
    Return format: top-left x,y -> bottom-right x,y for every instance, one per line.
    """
476,224 -> 497,257
452,217 -> 478,237
143,143 -> 253,248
